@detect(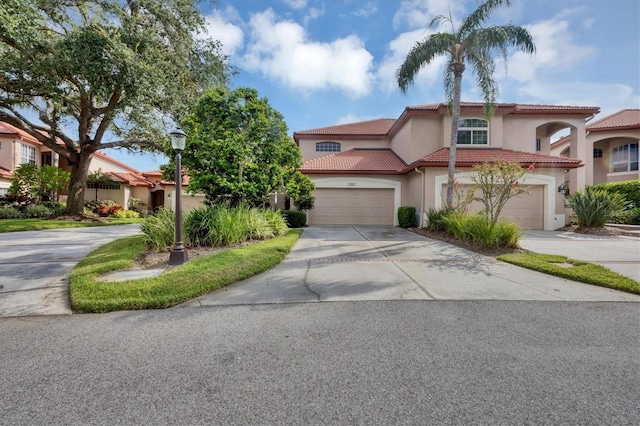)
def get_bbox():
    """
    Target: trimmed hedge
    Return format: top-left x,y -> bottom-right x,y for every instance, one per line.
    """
398,206 -> 417,228
280,210 -> 307,228
590,180 -> 640,207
